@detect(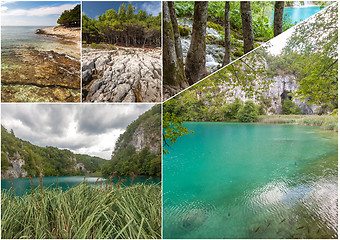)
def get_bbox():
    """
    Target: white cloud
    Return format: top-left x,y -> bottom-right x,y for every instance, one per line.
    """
2,3 -> 77,16
141,2 -> 160,16
1,104 -> 156,160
